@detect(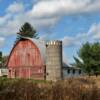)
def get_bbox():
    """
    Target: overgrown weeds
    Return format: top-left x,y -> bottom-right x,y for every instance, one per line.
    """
0,77 -> 99,100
